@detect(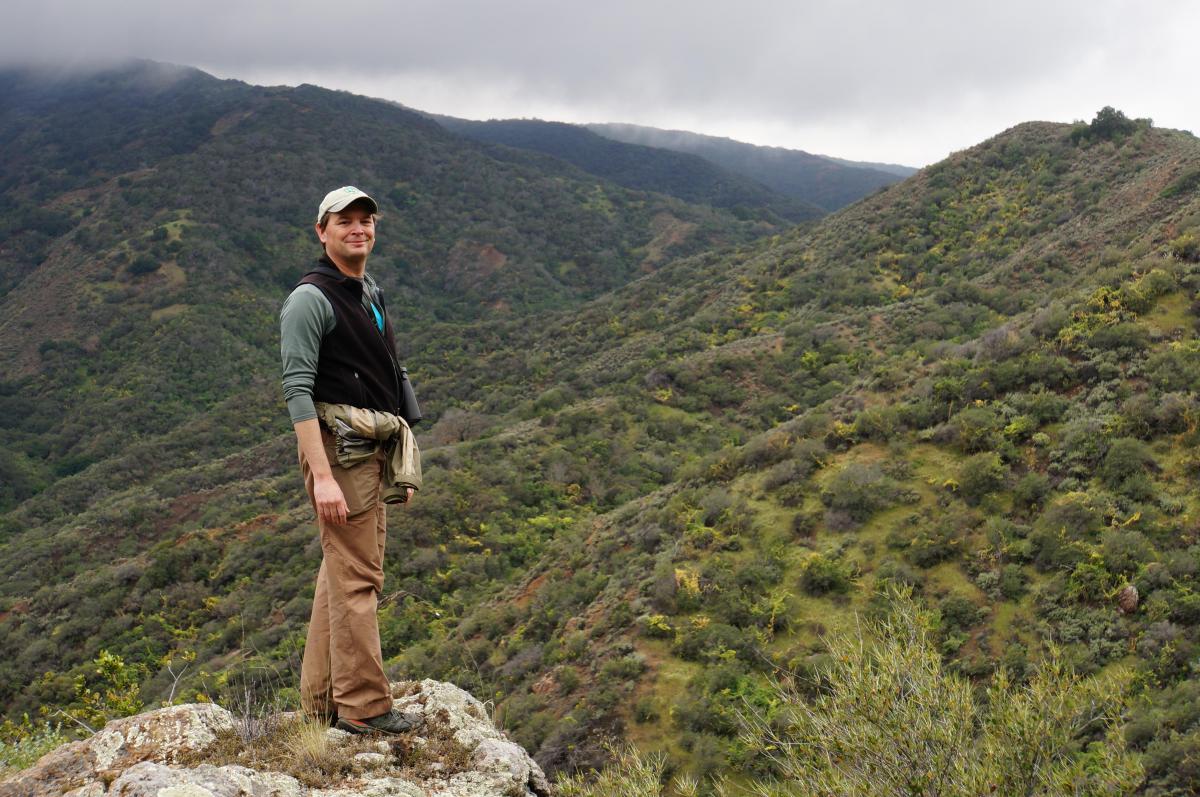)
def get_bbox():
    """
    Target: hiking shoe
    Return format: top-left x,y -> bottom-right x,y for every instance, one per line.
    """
336,708 -> 418,735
